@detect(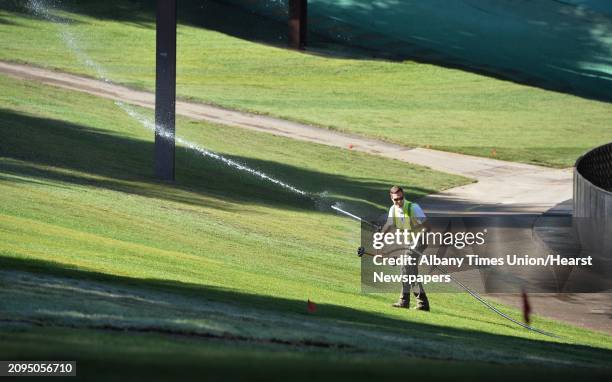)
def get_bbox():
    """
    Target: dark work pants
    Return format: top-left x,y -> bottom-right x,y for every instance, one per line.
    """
400,250 -> 427,303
